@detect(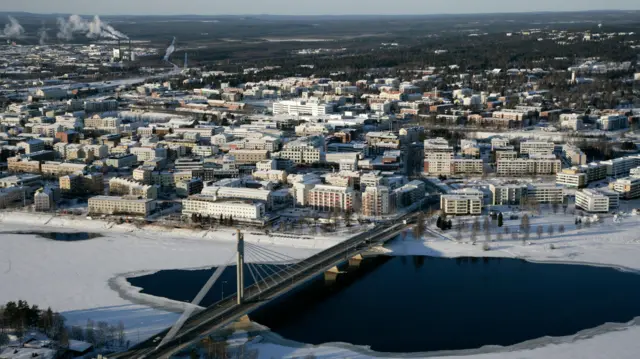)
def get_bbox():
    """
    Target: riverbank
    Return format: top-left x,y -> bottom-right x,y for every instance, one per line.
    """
0,211 -> 350,343
232,211 -> 640,358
